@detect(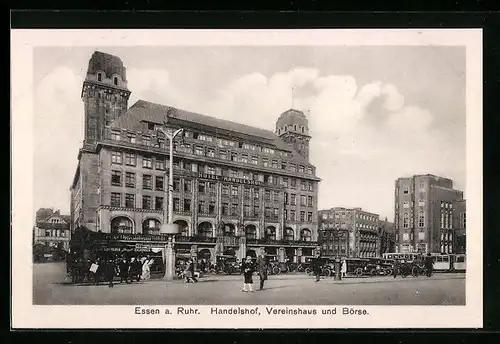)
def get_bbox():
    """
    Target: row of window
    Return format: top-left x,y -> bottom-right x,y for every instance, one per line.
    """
111,171 -> 314,207
111,127 -> 293,159
321,212 -> 378,222
110,151 -> 316,190
440,212 -> 453,229
402,211 -> 426,229
109,192 -> 314,222
40,229 -> 68,237
396,232 -> 427,241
